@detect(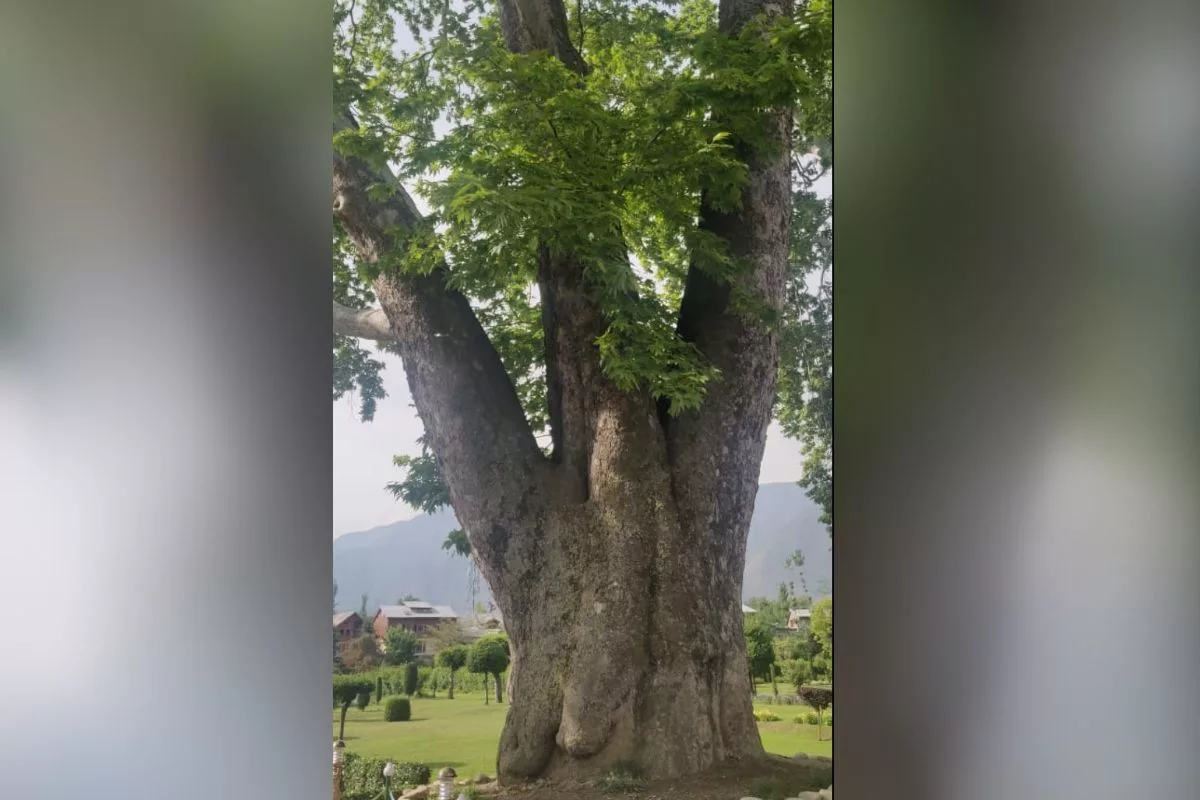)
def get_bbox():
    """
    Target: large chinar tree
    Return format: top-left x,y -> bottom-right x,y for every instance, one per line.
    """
332,0 -> 831,783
